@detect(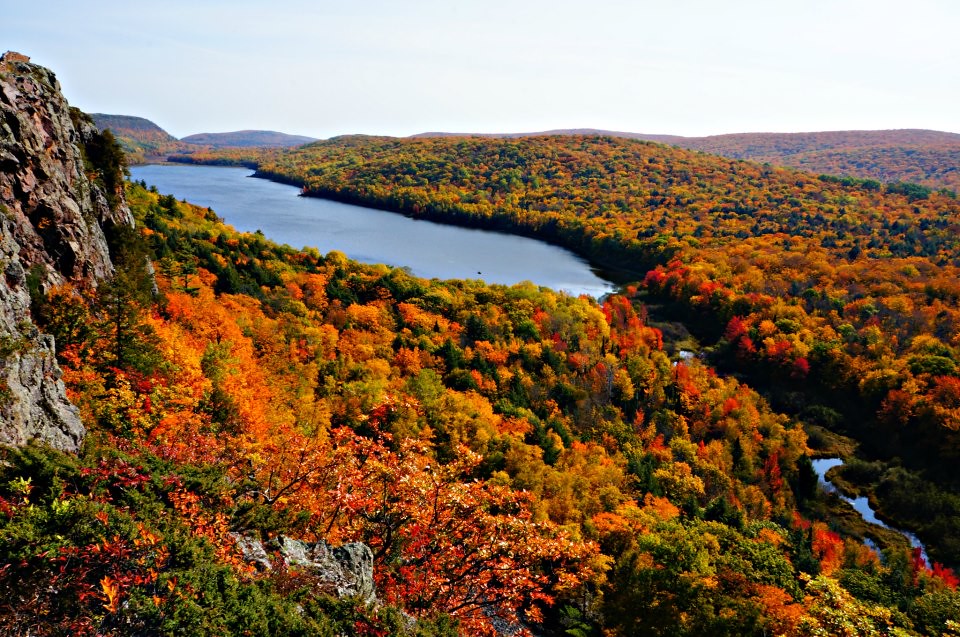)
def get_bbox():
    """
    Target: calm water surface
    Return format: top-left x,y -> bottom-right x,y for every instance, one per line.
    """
130,165 -> 614,297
